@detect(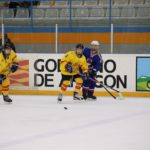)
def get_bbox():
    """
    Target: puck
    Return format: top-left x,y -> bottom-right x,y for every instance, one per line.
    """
64,107 -> 68,110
